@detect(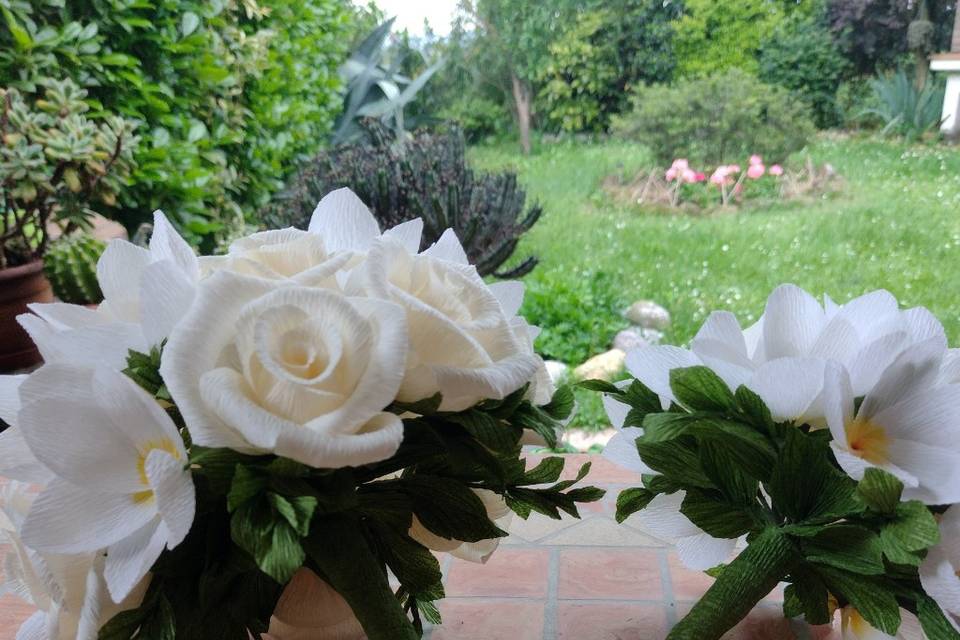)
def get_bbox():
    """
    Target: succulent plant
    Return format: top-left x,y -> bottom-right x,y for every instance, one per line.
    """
43,233 -> 105,304
0,78 -> 139,268
260,121 -> 542,278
